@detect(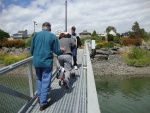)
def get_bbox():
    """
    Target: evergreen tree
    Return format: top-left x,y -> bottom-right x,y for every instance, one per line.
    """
91,30 -> 98,37
0,29 -> 10,42
130,21 -> 149,39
